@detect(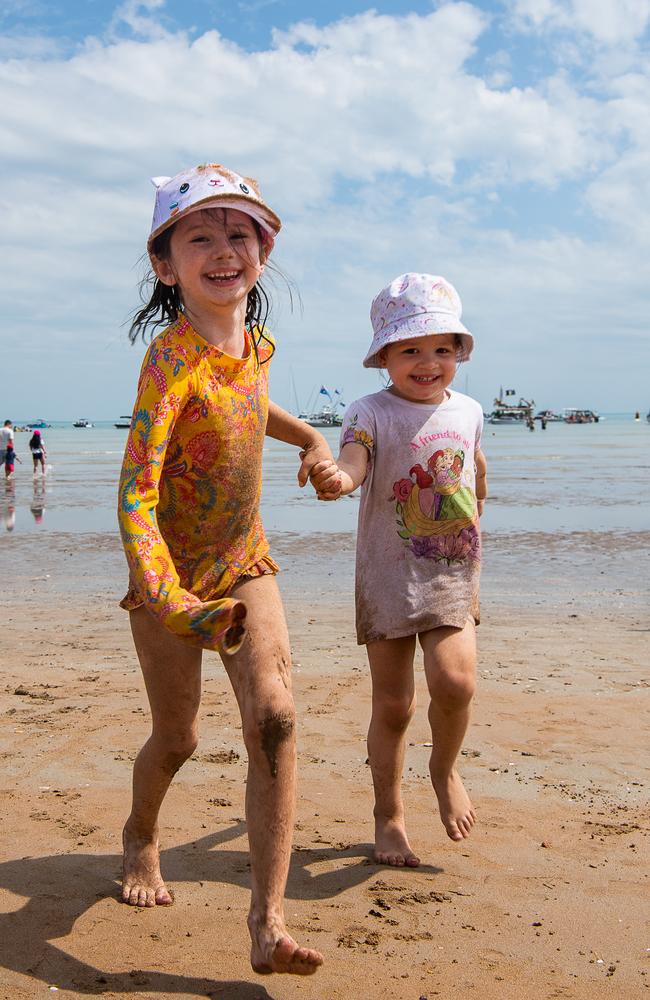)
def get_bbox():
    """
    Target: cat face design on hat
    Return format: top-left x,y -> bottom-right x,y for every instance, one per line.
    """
148,163 -> 281,253
363,273 -> 474,368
